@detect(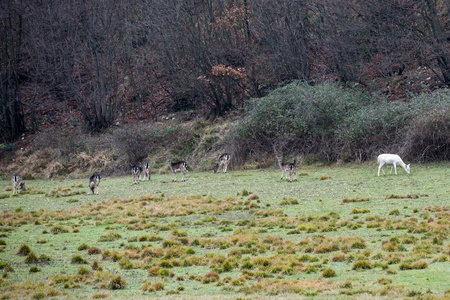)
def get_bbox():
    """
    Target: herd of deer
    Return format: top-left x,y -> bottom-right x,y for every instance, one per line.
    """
11,153 -> 410,195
